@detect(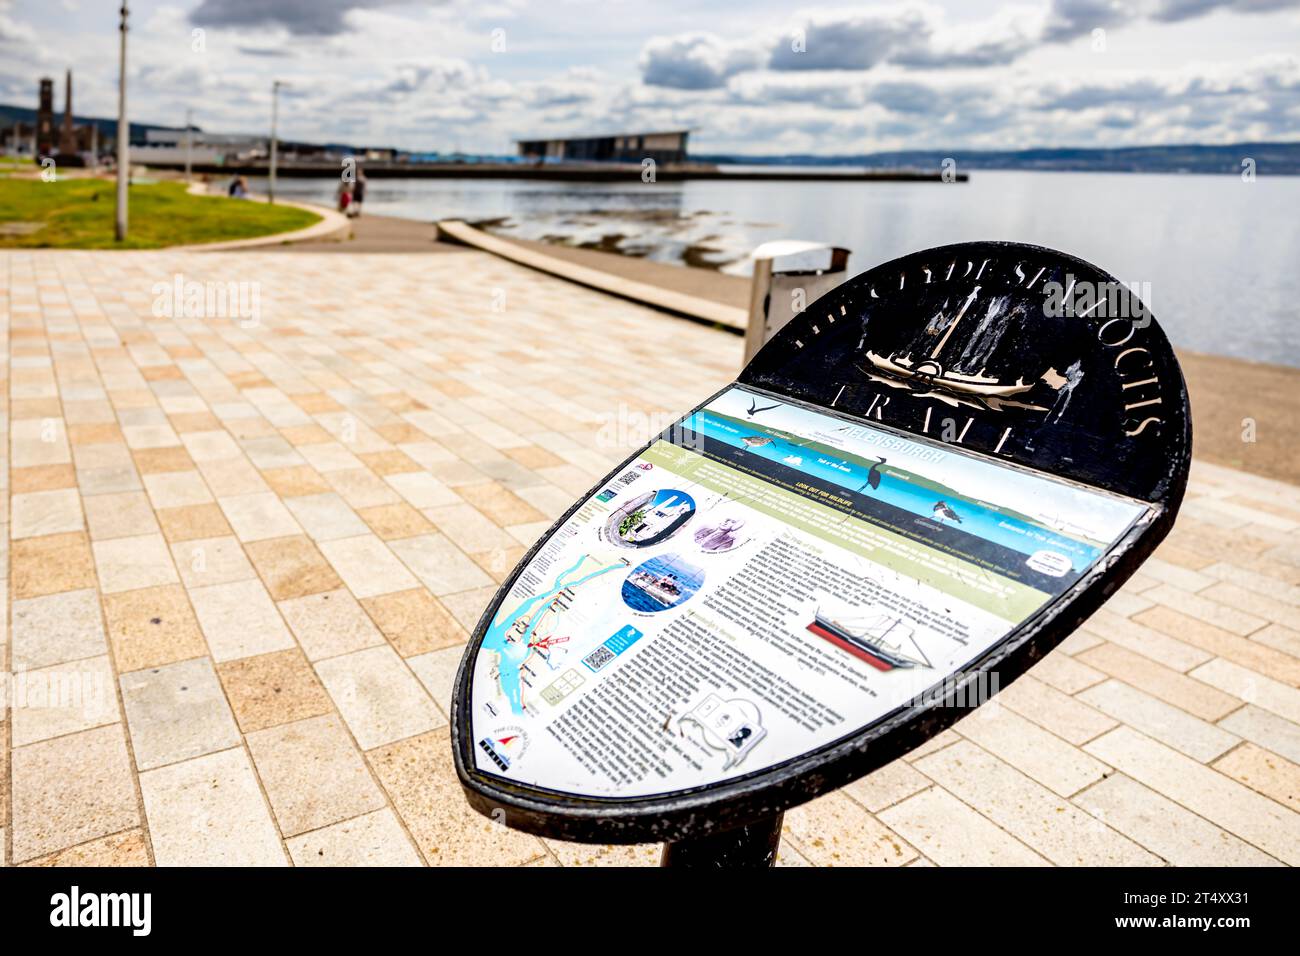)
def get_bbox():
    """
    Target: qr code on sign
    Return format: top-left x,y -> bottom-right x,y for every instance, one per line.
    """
616,470 -> 641,487
583,645 -> 616,671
